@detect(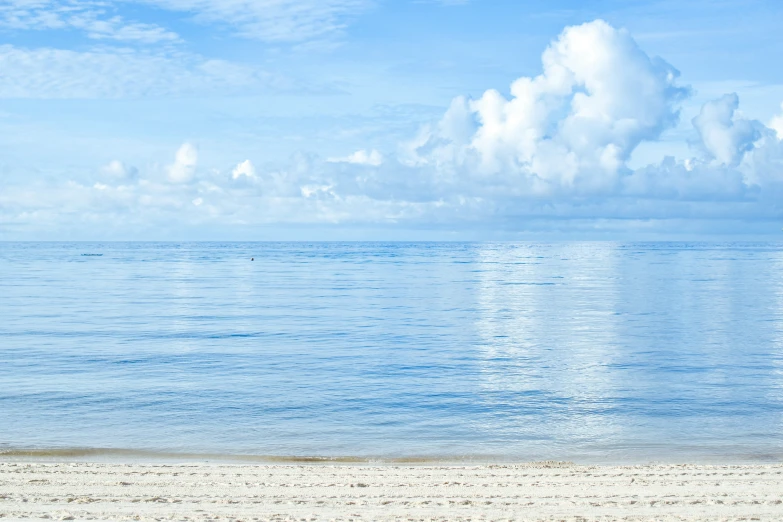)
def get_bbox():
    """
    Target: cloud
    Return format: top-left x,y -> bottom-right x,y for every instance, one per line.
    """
5,19 -> 783,238
133,0 -> 369,43
769,104 -> 783,140
392,21 -> 783,222
100,160 -> 138,180
0,0 -> 370,47
231,159 -> 256,180
0,45 -> 295,98
167,142 -> 198,183
328,149 -> 383,166
0,1 -> 180,43
692,93 -> 764,166
408,20 -> 689,195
